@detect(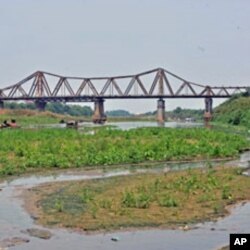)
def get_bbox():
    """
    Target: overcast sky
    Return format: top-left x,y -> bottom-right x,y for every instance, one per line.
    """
0,0 -> 250,113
